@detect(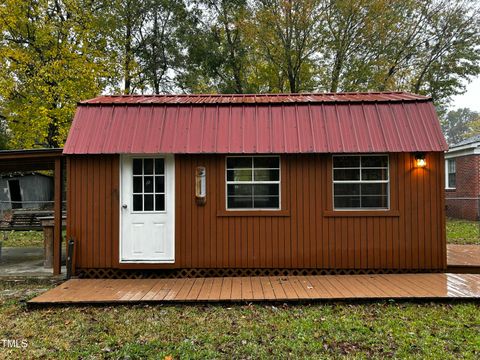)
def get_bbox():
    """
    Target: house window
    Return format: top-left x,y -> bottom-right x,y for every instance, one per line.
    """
226,156 -> 280,210
132,158 -> 165,212
447,159 -> 456,189
333,155 -> 389,210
